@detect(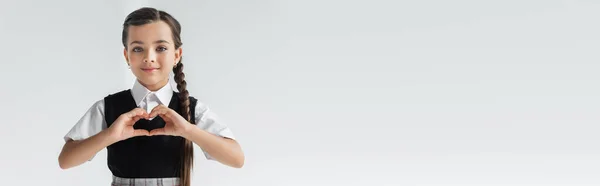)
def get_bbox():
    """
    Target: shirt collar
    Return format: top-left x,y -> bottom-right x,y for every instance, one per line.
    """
131,79 -> 174,106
